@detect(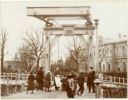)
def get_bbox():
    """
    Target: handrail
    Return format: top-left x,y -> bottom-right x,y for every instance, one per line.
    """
101,75 -> 127,84
1,73 -> 29,85
94,75 -> 127,98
